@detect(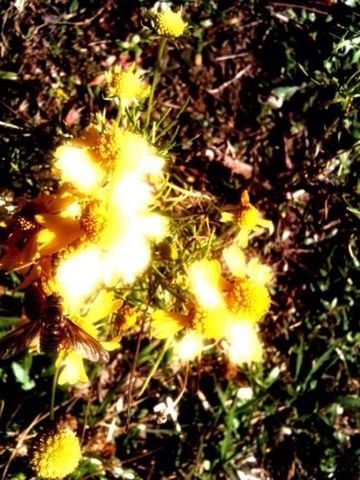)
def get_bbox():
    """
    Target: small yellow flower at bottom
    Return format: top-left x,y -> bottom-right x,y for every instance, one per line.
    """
31,427 -> 81,479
